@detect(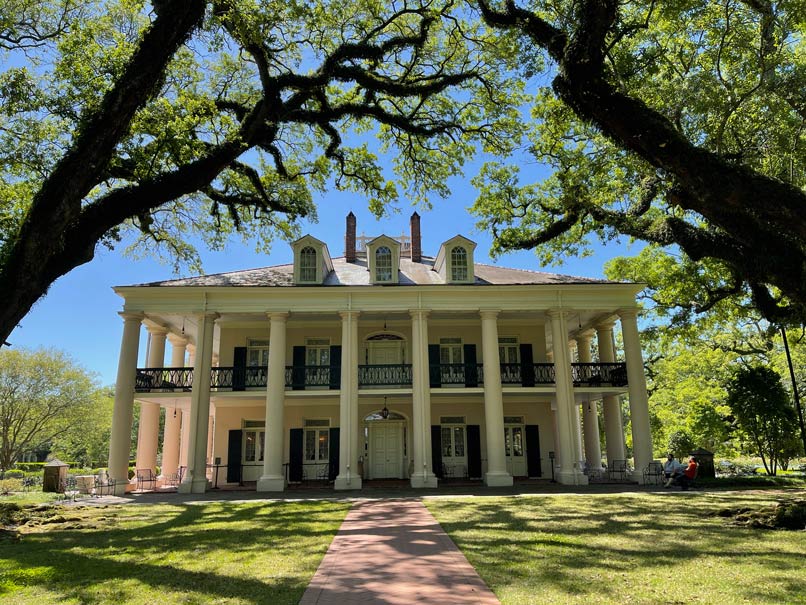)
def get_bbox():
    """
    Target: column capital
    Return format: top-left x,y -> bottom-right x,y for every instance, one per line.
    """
618,308 -> 640,320
146,325 -> 169,337
409,308 -> 431,320
119,311 -> 145,322
266,311 -> 289,322
167,333 -> 188,347
575,330 -> 595,344
338,310 -> 360,320
479,308 -> 501,320
545,308 -> 566,320
595,319 -> 617,332
195,312 -> 220,321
